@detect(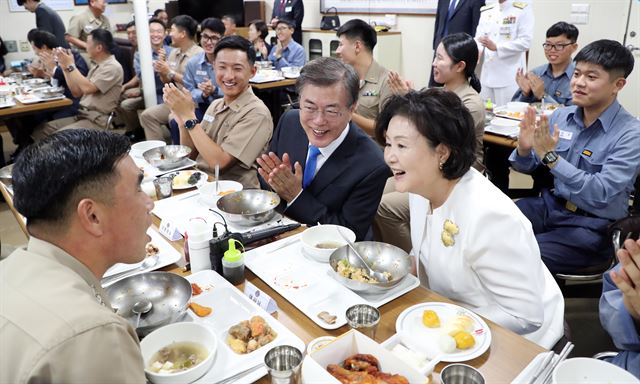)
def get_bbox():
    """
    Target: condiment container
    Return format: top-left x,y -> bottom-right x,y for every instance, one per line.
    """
222,239 -> 245,285
187,220 -> 213,273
